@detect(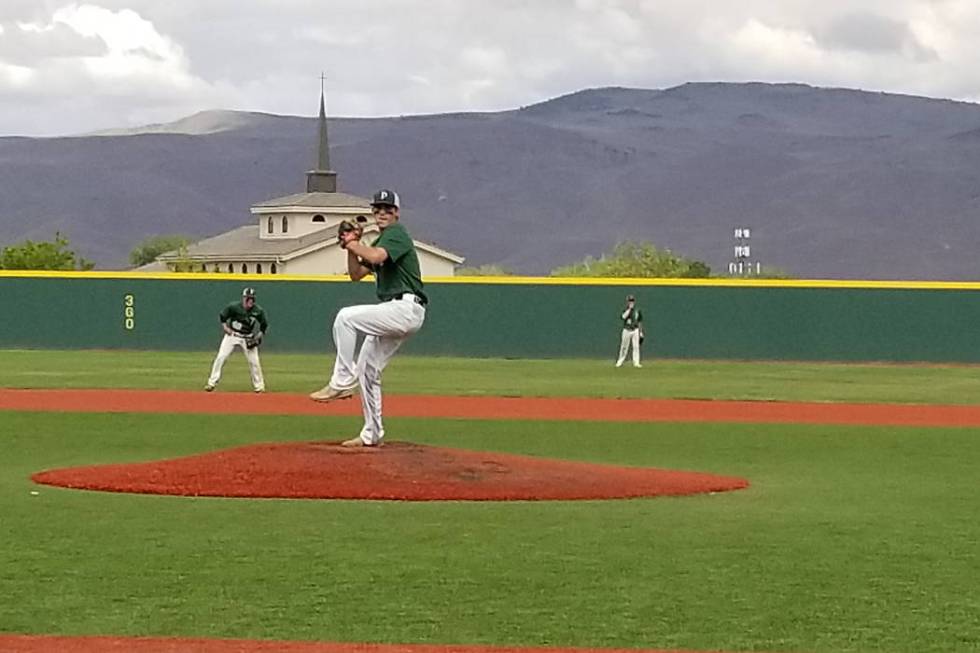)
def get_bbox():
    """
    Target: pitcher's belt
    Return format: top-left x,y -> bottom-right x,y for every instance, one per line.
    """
384,292 -> 427,306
